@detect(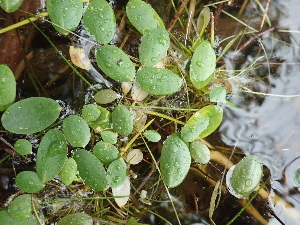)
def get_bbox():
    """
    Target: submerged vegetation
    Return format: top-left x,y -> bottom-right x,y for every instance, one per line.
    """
0,0 -> 299,224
